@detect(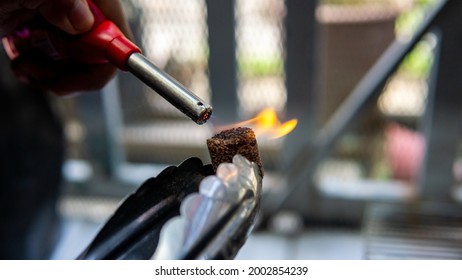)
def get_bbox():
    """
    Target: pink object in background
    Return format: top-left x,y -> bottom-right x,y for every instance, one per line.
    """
385,123 -> 425,182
